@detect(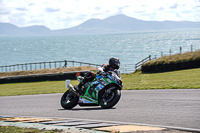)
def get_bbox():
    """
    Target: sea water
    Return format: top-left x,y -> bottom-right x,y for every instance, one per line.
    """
0,29 -> 200,72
